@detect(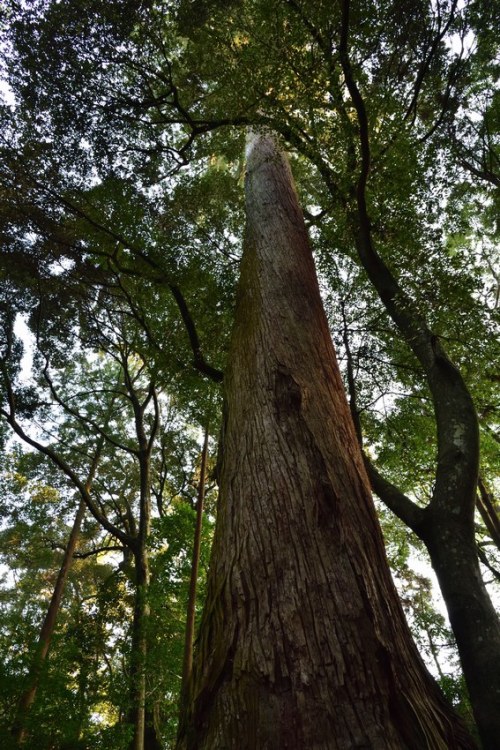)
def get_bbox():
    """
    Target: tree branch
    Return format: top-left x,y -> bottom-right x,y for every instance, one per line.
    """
363,457 -> 426,536
0,328 -> 133,548
337,0 -> 479,523
339,297 -> 424,533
